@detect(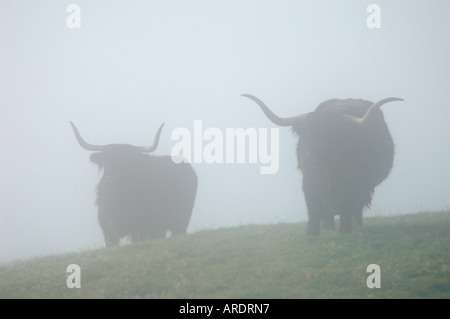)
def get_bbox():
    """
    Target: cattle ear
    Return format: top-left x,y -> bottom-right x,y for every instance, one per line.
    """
90,152 -> 104,167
